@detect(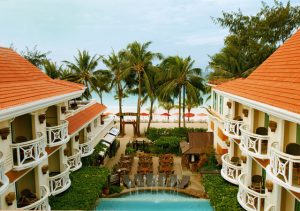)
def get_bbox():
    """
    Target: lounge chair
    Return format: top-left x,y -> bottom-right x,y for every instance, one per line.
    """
134,174 -> 144,187
167,174 -> 177,187
122,175 -> 134,188
158,173 -> 166,186
146,173 -> 155,186
177,175 -> 190,189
